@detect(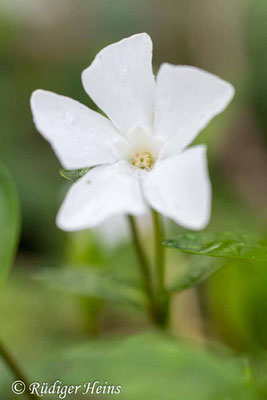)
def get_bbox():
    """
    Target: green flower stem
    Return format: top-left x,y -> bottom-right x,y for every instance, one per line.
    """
151,210 -> 169,327
151,210 -> 165,295
0,339 -> 39,400
128,215 -> 169,328
128,215 -> 158,323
